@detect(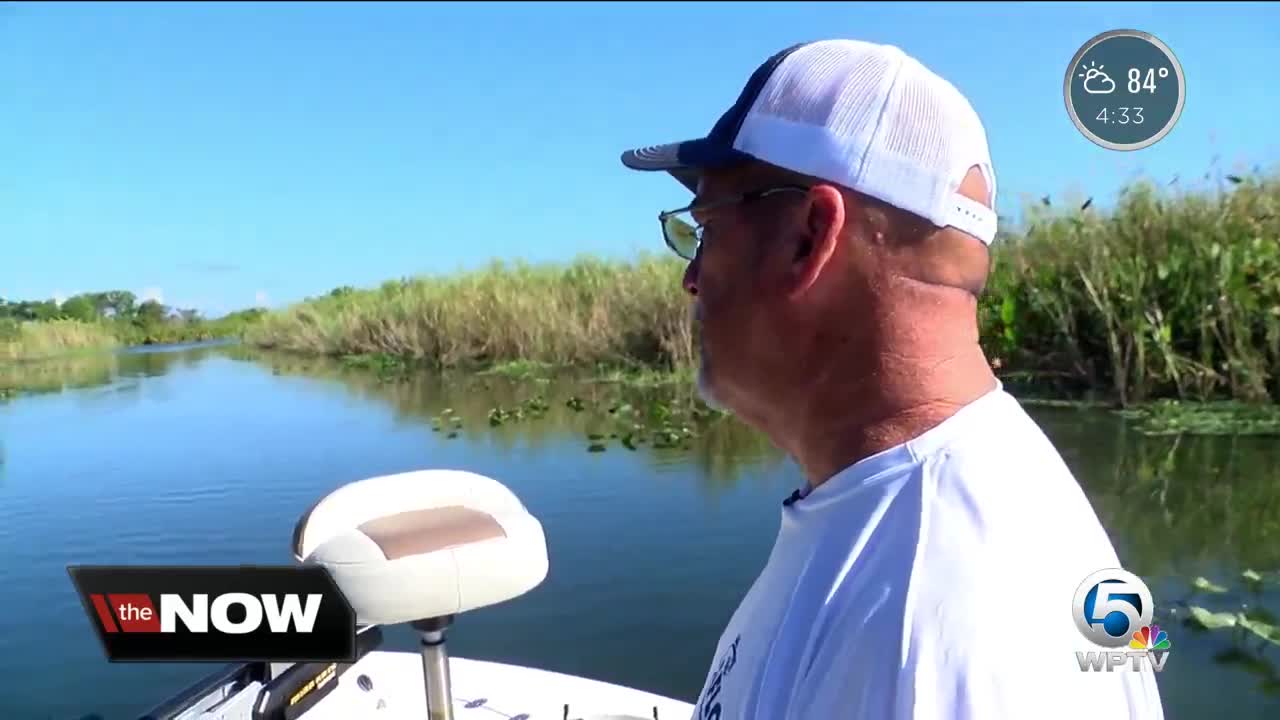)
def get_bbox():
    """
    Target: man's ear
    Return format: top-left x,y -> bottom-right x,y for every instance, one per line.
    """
785,184 -> 844,299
